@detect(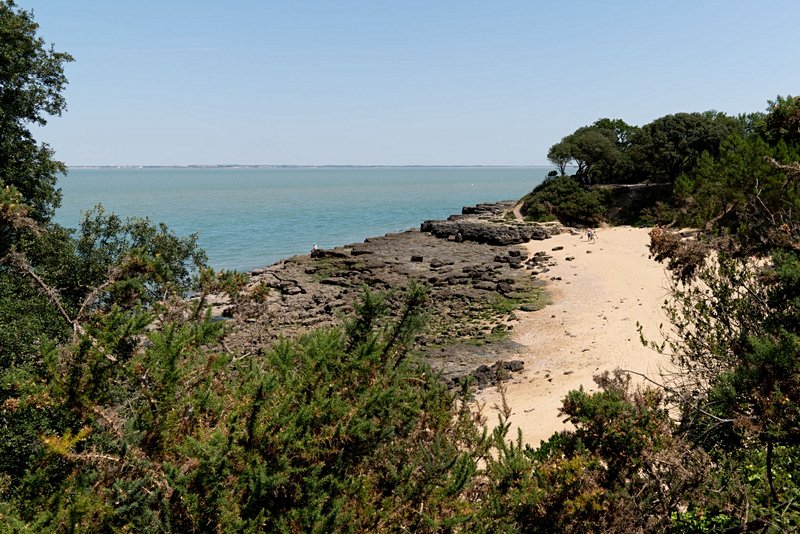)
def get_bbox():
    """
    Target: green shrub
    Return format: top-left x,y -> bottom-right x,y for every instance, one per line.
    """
520,175 -> 606,226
